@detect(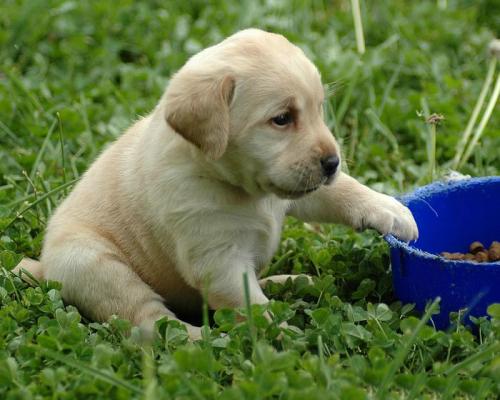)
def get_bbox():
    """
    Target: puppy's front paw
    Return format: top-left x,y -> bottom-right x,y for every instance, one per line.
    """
360,194 -> 418,242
